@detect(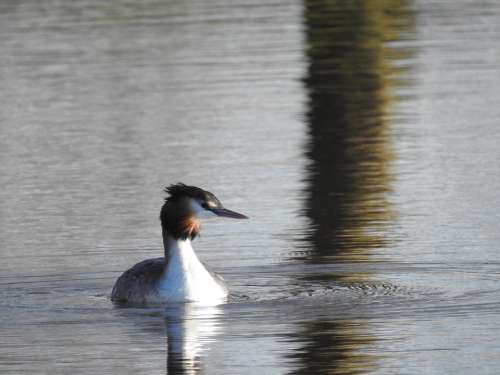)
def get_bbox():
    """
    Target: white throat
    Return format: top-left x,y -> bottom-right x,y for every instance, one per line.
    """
159,237 -> 228,304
